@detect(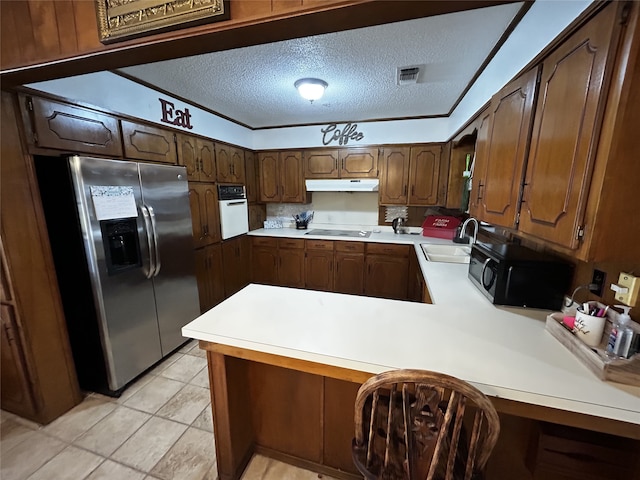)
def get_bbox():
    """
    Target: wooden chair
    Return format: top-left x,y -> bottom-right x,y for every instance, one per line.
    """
352,369 -> 500,480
